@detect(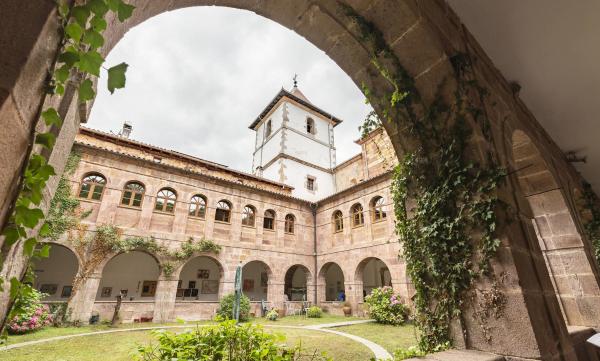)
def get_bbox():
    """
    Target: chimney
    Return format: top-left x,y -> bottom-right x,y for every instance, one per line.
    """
119,121 -> 132,139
